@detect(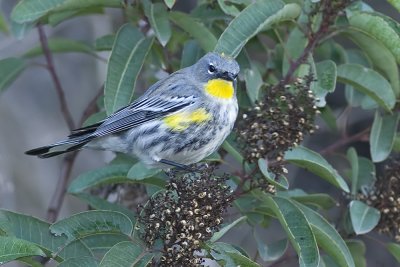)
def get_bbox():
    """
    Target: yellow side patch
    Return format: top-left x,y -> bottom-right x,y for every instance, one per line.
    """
205,79 -> 234,99
163,108 -> 212,131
